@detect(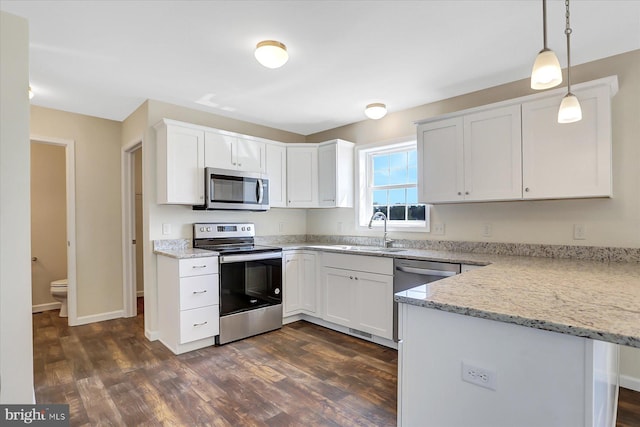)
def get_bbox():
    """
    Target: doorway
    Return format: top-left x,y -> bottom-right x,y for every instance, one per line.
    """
30,137 -> 77,324
122,141 -> 144,318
